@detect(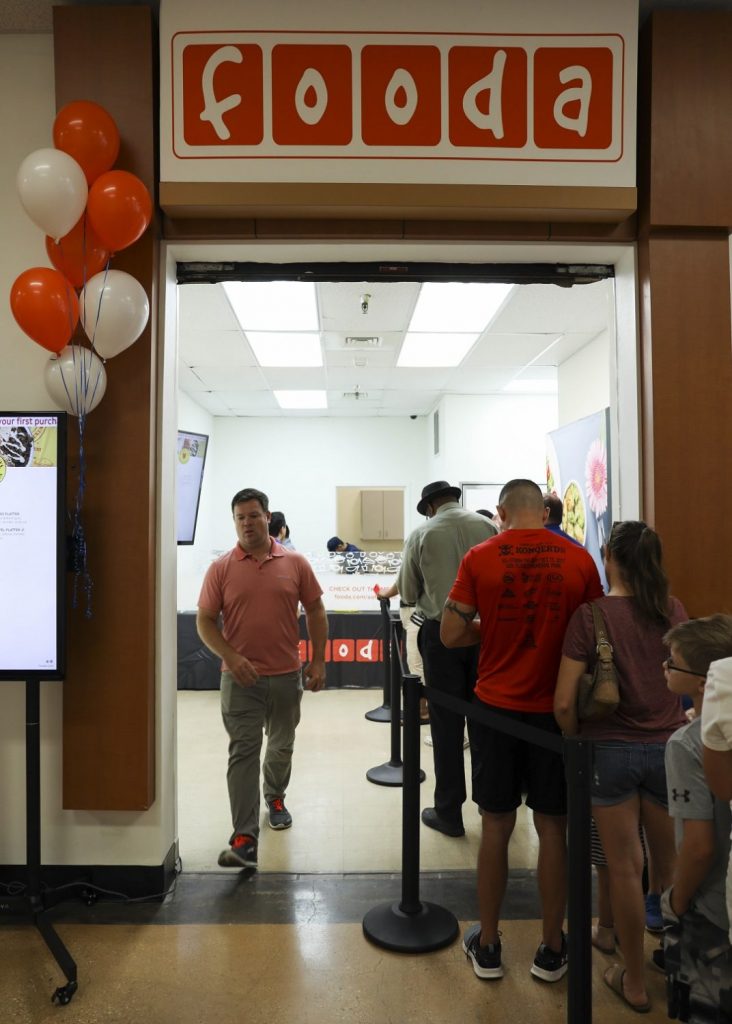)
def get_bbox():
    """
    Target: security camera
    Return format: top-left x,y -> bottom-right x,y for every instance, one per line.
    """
410,415 -> 417,420
360,292 -> 371,314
